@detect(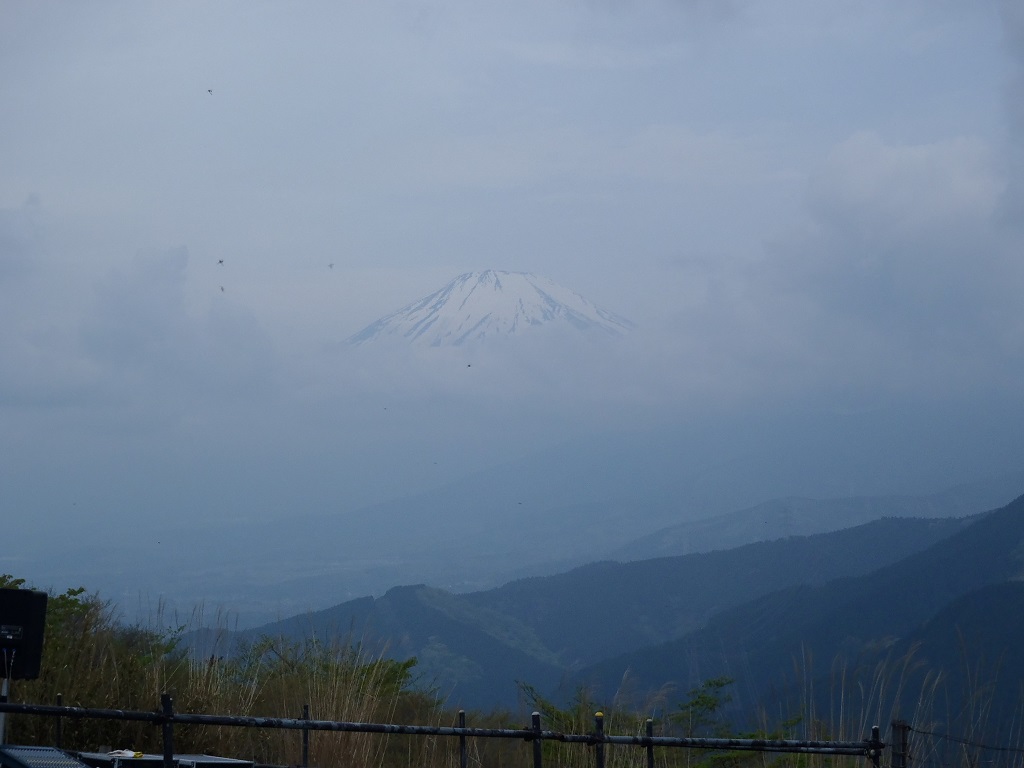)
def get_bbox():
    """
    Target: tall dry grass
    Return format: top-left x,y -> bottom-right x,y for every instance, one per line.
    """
4,583 -> 451,767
